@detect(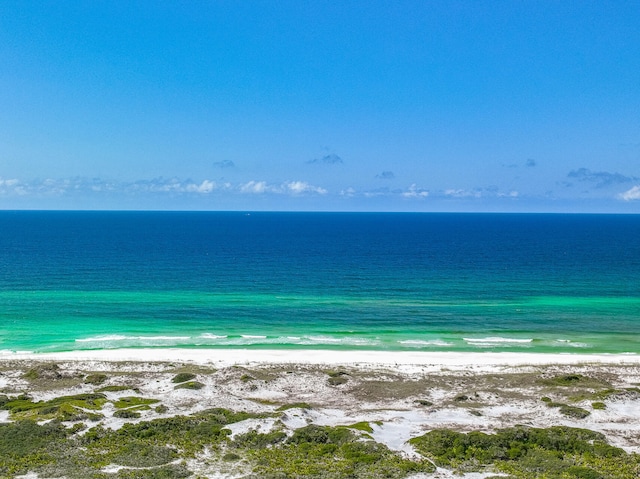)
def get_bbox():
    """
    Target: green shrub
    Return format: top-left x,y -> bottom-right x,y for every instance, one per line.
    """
3,393 -> 107,421
327,376 -> 348,386
249,424 -> 434,477
276,402 -> 312,411
410,425 -> 636,477
114,409 -> 142,419
232,430 -> 287,448
22,363 -> 62,380
174,381 -> 204,390
559,405 -> 591,419
113,396 -> 160,409
97,385 -> 136,392
172,373 -> 197,383
84,373 -> 108,385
